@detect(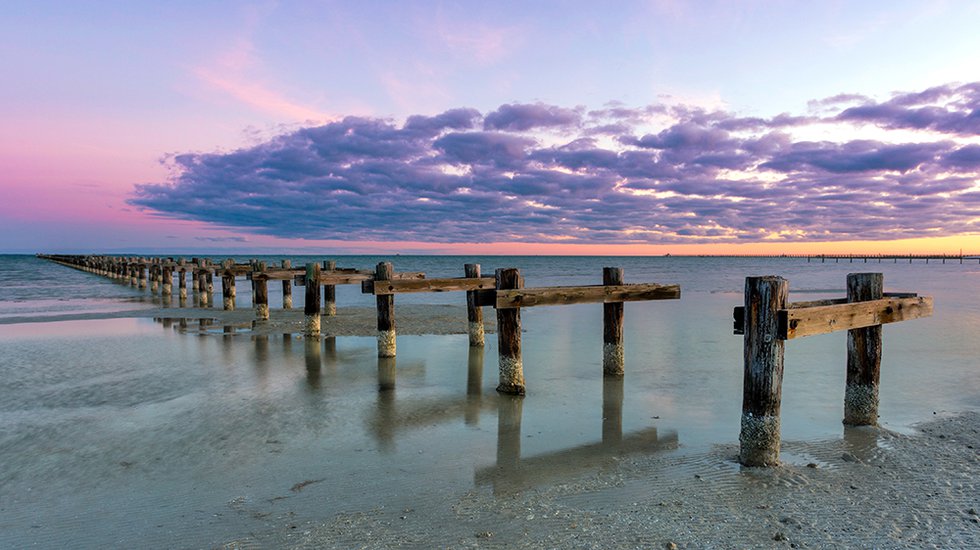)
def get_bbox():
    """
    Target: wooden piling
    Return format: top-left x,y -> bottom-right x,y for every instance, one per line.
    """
465,263 -> 484,346
281,259 -> 292,309
739,276 -> 788,467
177,260 -> 187,300
161,265 -> 173,297
323,260 -> 337,316
602,267 -> 625,376
150,263 -> 159,293
844,273 -> 883,426
375,262 -> 396,357
221,260 -> 236,311
254,261 -> 269,321
304,262 -> 321,337
495,268 -> 525,395
138,263 -> 147,289
197,268 -> 209,306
